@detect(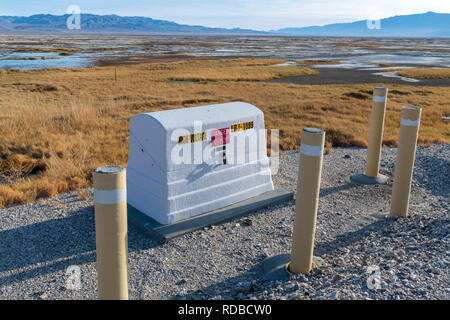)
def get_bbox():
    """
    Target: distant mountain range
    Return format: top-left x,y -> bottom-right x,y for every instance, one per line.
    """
274,12 -> 450,37
0,14 -> 262,35
0,11 -> 448,37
